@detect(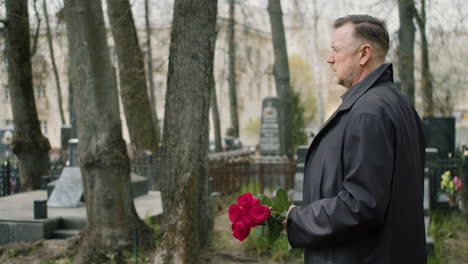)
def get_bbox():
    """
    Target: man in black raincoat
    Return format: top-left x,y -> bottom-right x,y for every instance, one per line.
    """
284,15 -> 426,263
